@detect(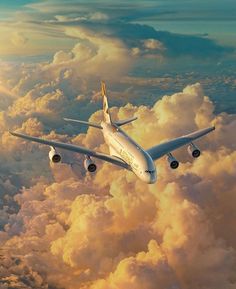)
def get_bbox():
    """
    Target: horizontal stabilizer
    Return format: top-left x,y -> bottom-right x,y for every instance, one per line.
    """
64,118 -> 102,129
115,116 -> 138,126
